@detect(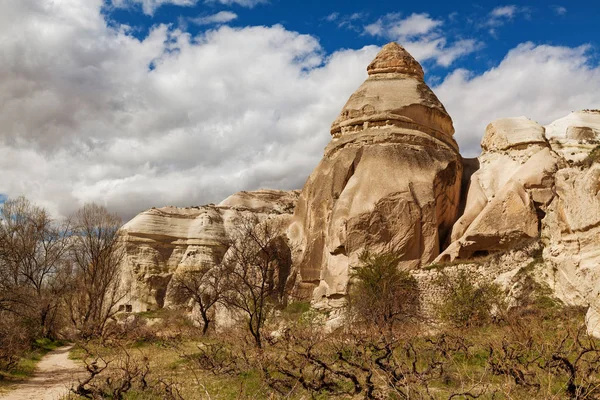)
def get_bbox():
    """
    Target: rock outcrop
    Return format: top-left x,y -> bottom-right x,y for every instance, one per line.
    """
439,111 -> 600,336
545,110 -> 600,162
116,42 -> 600,338
119,189 -> 299,312
438,117 -> 563,262
288,43 -> 463,307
